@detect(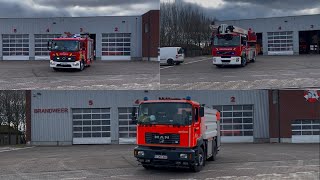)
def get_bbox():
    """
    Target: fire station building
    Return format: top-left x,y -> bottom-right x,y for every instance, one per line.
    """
218,14 -> 320,55
0,10 -> 159,61
25,90 -> 320,145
